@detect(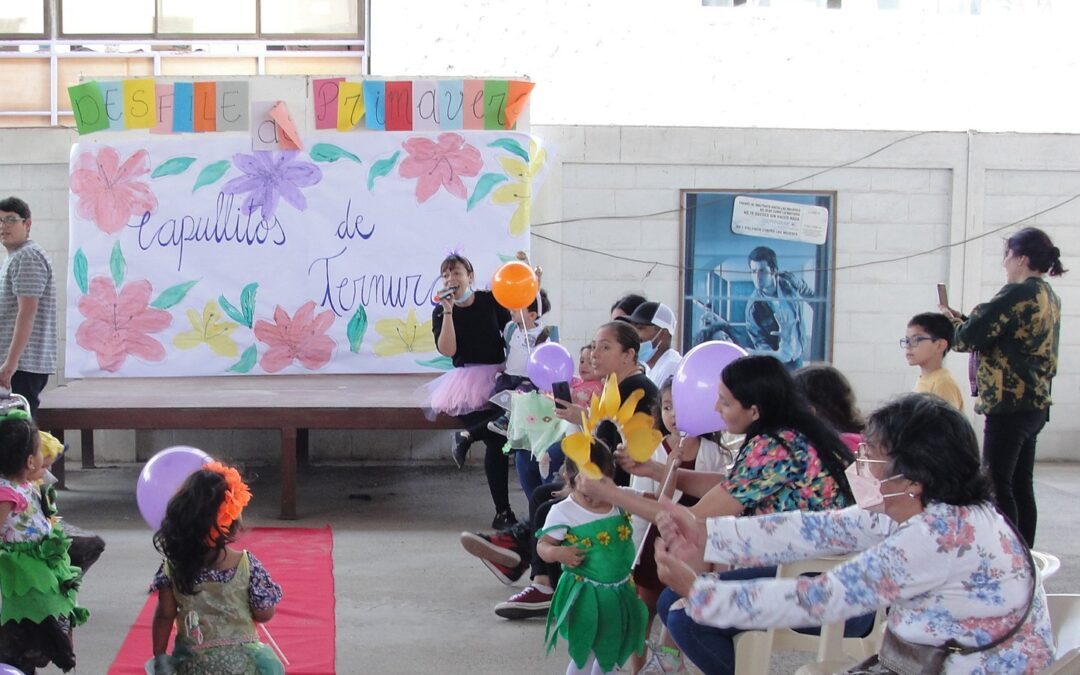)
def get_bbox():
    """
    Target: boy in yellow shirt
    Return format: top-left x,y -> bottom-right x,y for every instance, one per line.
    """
903,312 -> 965,410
